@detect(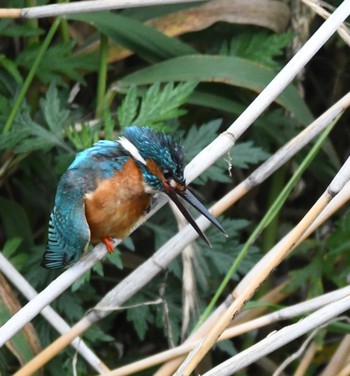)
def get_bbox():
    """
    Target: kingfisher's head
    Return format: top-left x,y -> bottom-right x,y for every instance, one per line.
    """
118,126 -> 225,245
